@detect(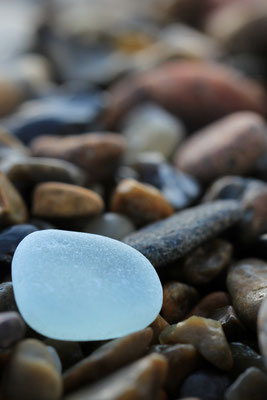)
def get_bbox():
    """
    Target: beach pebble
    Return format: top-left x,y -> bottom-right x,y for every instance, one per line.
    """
161,282 -> 199,323
12,230 -> 163,340
0,311 -> 26,348
31,133 -> 126,182
111,178 -> 174,225
0,172 -> 28,226
44,339 -> 83,371
150,315 -> 170,344
106,61 -> 266,130
227,259 -> 267,329
188,291 -> 230,318
230,342 -> 265,377
258,296 -> 267,366
122,103 -> 185,161
160,316 -> 233,370
210,306 -> 246,340
179,368 -> 231,400
225,367 -> 267,400
83,212 -> 135,240
64,353 -> 167,400
169,239 -> 232,285
0,224 -> 37,270
0,156 -> 85,189
149,344 -> 198,396
2,339 -> 63,400
0,282 -> 17,312
124,200 -> 241,267
135,160 -> 200,210
175,112 -> 267,184
32,182 -> 104,219
203,176 -> 267,242
64,328 -> 153,393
